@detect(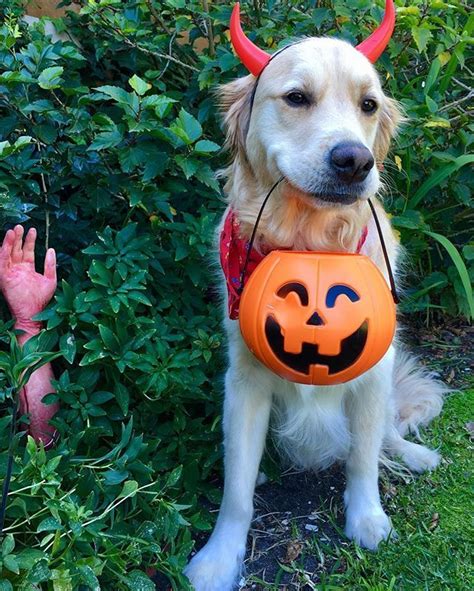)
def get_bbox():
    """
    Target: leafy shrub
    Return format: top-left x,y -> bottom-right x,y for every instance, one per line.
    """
0,0 -> 471,588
